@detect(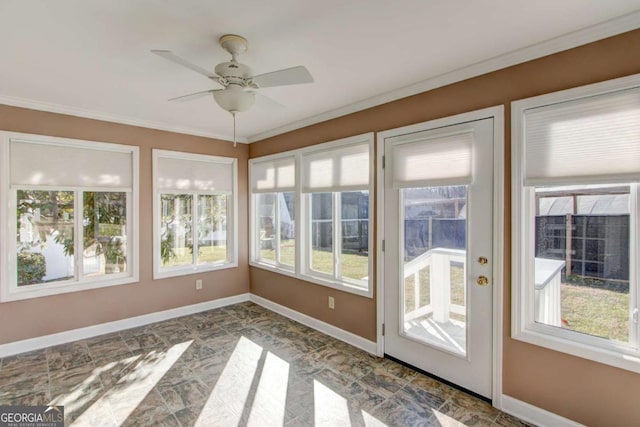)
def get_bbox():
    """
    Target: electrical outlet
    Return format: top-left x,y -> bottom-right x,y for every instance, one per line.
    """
328,296 -> 335,309
196,279 -> 203,290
